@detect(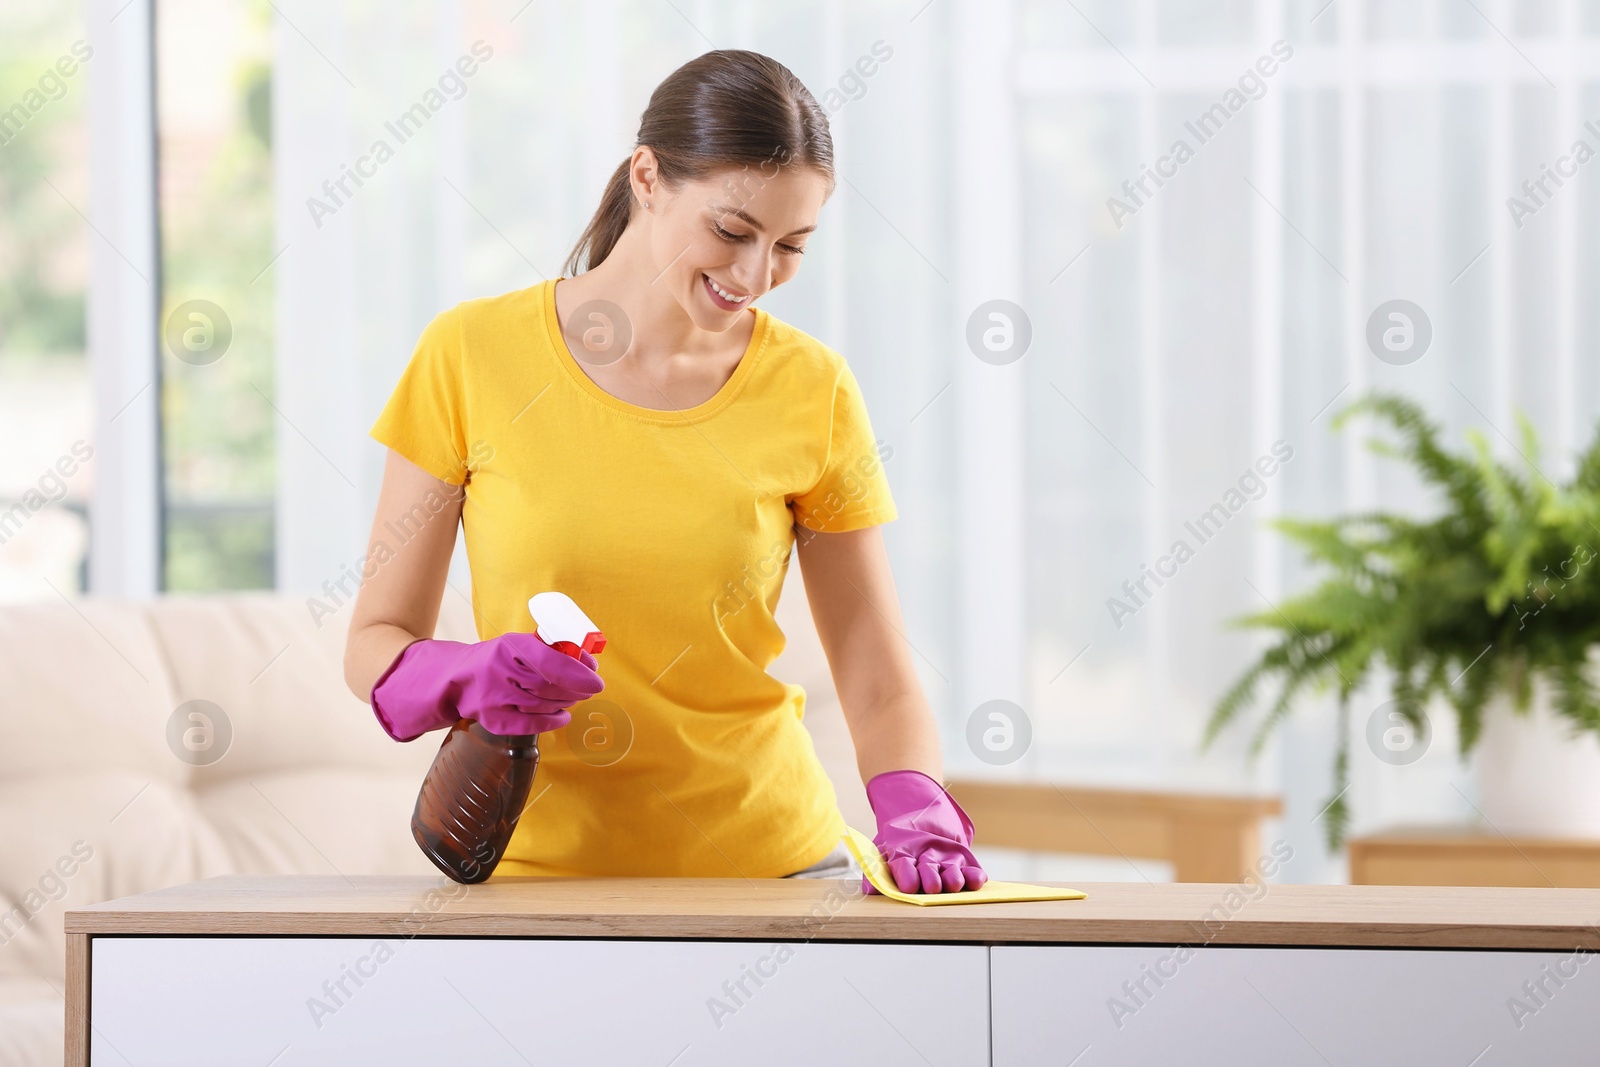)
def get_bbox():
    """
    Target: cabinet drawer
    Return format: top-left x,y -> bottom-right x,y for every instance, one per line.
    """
92,937 -> 989,1065
991,943 -> 1598,1066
